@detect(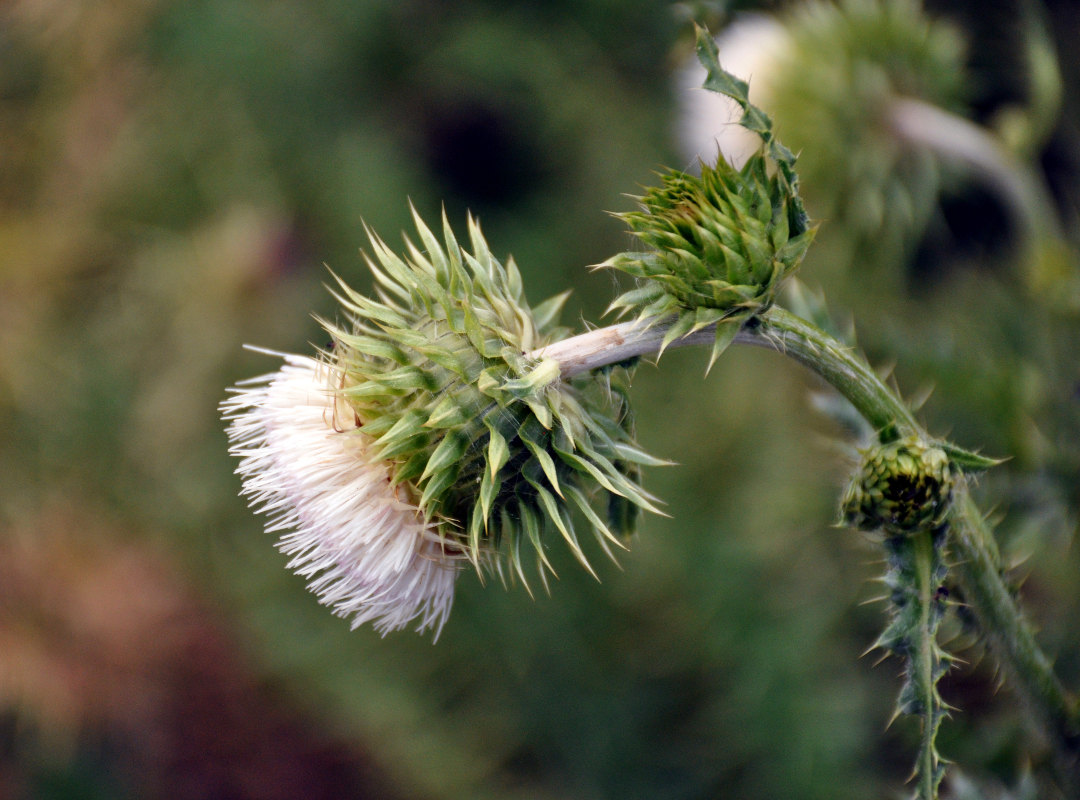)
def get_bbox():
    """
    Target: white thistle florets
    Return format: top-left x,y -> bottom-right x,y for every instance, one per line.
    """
223,352 -> 459,637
